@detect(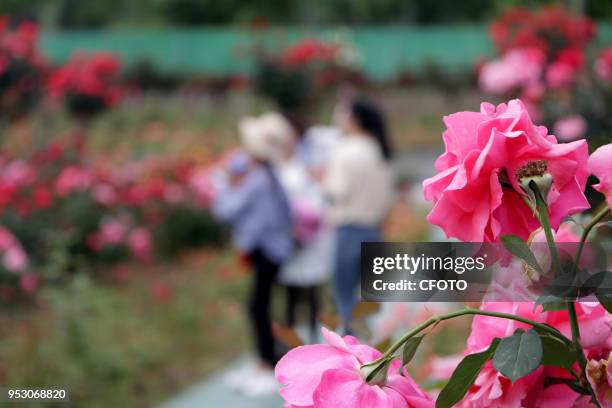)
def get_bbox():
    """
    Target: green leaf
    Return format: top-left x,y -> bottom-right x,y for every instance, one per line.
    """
436,339 -> 500,408
501,235 -> 543,275
361,358 -> 391,384
402,336 -> 423,367
539,334 -> 577,368
596,293 -> 612,314
493,329 -> 543,382
541,299 -> 568,311
589,271 -> 612,313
